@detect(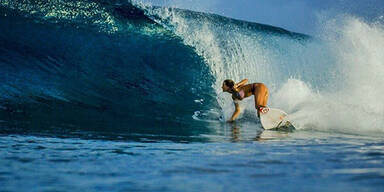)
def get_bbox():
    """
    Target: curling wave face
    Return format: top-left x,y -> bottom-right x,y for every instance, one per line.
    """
0,0 -> 215,137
